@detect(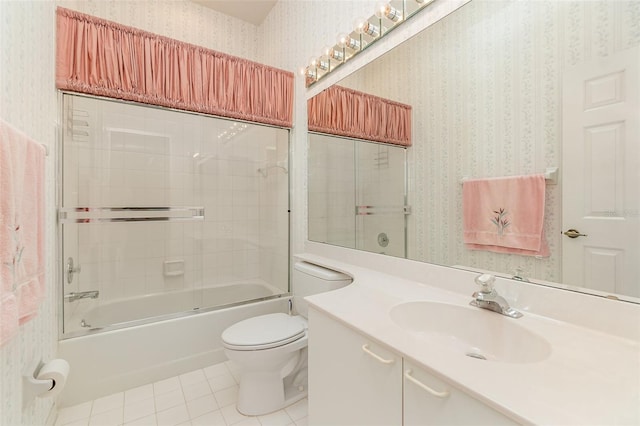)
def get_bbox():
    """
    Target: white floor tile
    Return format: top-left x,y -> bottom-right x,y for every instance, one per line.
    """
208,373 -> 236,392
155,388 -> 186,412
179,370 -> 207,387
233,418 -> 260,426
125,384 -> 154,405
182,380 -> 212,402
186,394 -> 218,419
213,385 -> 238,408
284,399 -> 307,422
89,406 -> 123,426
58,361 -> 308,426
220,404 -> 250,425
124,413 -> 157,426
92,392 -> 124,416
154,377 -> 182,396
191,410 -> 226,426
58,419 -> 89,426
203,363 -> 230,379
258,410 -> 293,426
57,401 -> 93,425
124,398 -> 156,424
156,404 -> 189,426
